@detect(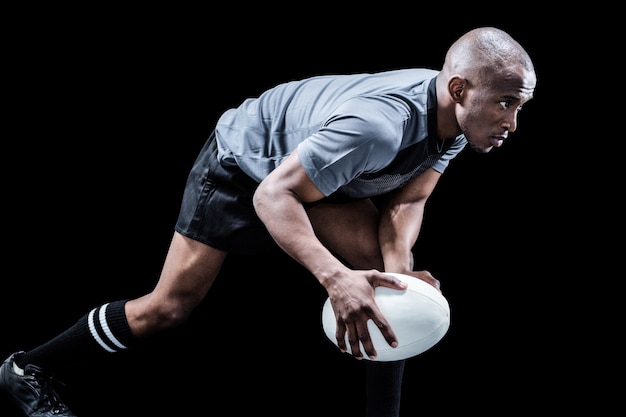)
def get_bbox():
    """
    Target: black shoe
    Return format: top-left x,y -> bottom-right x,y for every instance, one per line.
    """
0,352 -> 76,417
